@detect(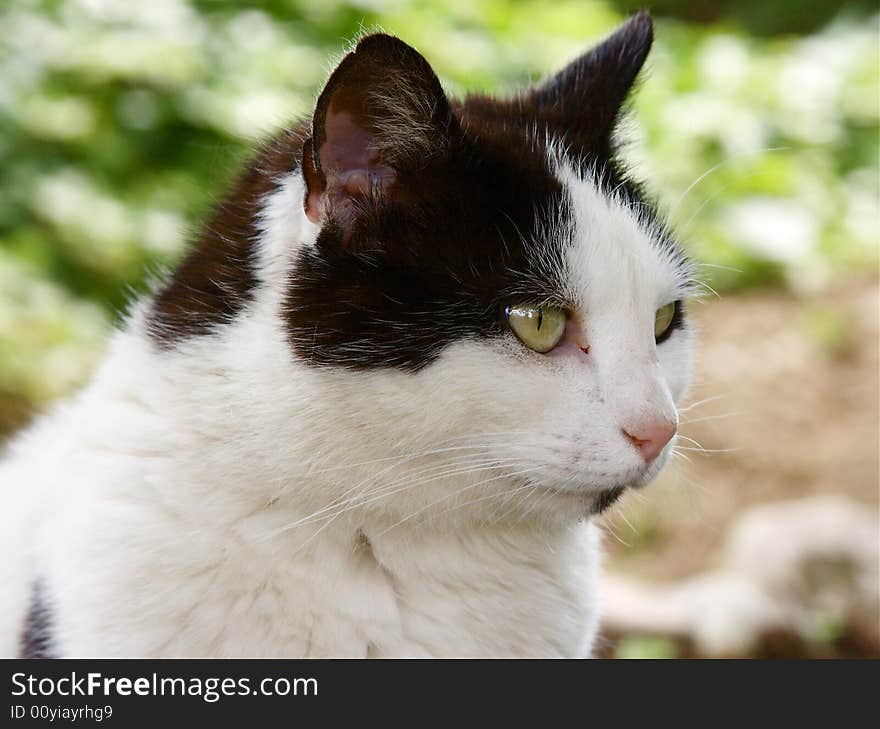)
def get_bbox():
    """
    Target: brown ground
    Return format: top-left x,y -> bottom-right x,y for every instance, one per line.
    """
604,274 -> 879,580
